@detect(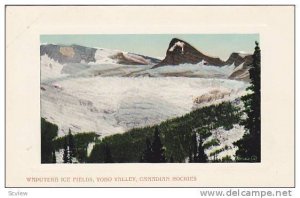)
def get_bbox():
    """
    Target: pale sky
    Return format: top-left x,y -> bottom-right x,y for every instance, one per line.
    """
40,34 -> 259,60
